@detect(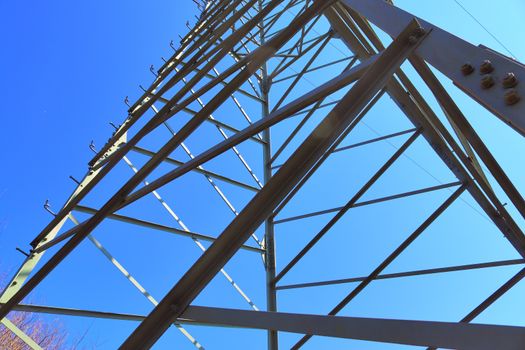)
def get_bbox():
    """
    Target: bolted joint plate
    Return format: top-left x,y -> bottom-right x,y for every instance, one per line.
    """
341,0 -> 525,137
